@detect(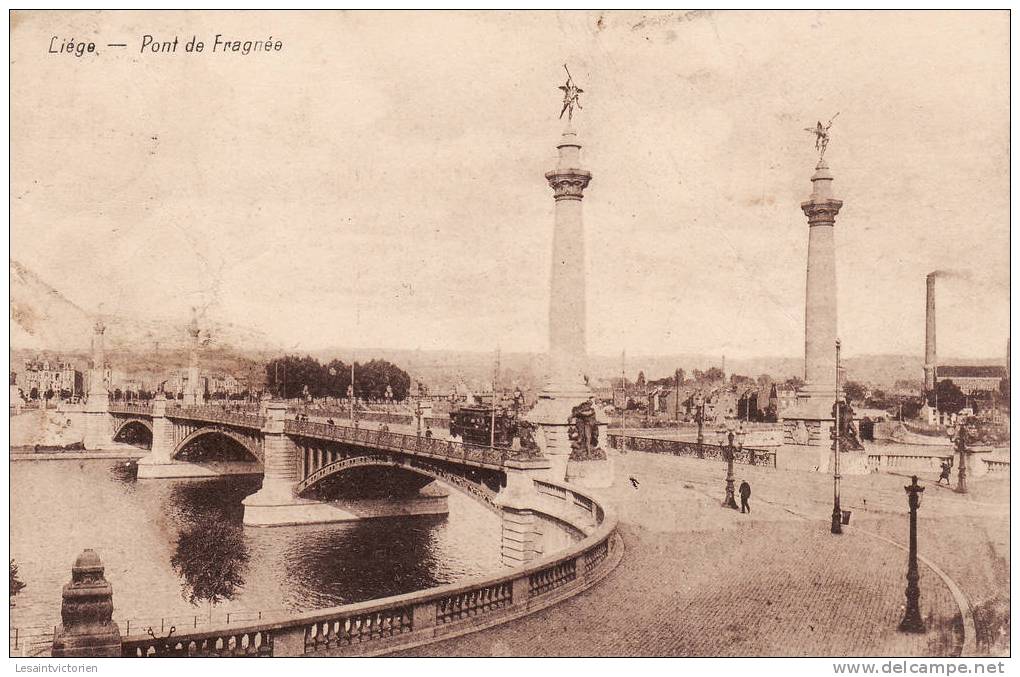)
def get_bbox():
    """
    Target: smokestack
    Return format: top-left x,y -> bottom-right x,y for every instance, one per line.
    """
924,273 -> 937,391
